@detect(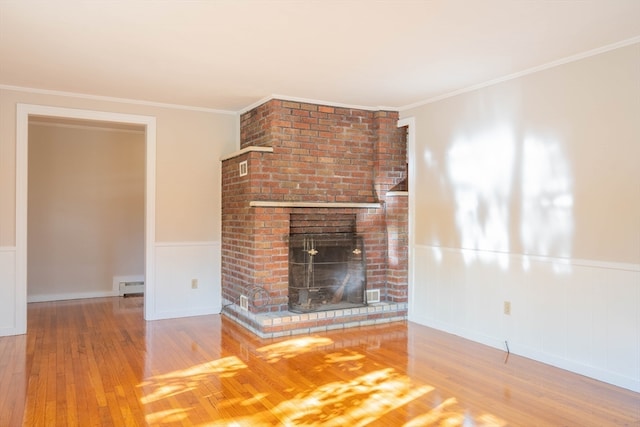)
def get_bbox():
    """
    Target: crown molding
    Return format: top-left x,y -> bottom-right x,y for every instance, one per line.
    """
0,84 -> 237,115
238,94 -> 399,115
4,35 -> 638,116
399,36 -> 640,111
